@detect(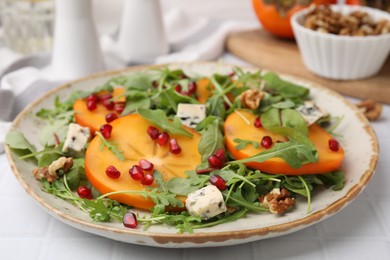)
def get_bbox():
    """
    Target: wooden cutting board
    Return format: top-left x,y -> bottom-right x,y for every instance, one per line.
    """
226,29 -> 390,104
